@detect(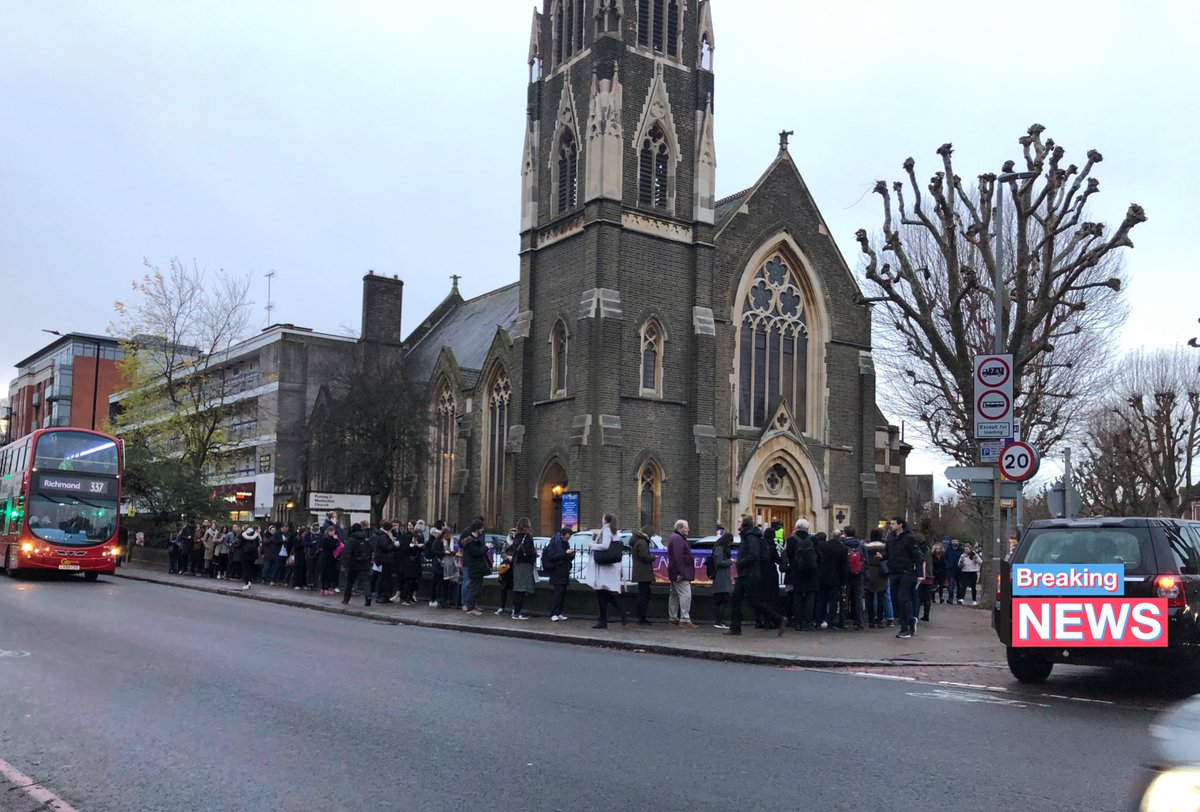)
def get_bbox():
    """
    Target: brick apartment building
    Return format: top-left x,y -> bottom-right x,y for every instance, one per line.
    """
5,333 -> 125,443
